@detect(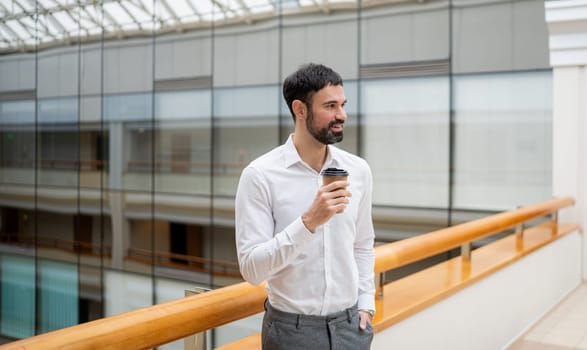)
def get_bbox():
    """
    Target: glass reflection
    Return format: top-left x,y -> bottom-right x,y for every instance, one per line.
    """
213,85 -> 280,197
361,77 -> 450,208
37,97 -> 79,187
79,265 -> 103,323
104,269 -> 152,316
0,100 -> 35,186
453,71 -> 552,210
38,259 -> 78,333
103,93 -> 153,192
0,0 -> 555,344
0,254 -> 35,338
154,89 -> 212,195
